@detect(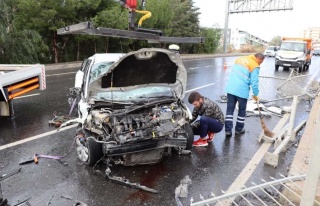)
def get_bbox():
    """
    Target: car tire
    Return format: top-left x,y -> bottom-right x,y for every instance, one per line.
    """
183,123 -> 194,150
298,66 -> 303,72
76,135 -> 103,166
86,137 -> 103,166
275,65 -> 279,70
